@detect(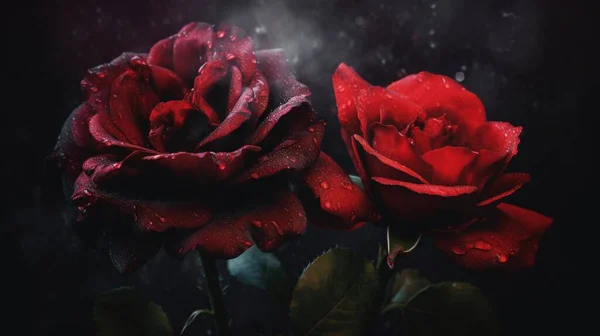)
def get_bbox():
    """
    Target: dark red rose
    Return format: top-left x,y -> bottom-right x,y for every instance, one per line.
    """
332,63 -> 552,270
50,23 -> 376,273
